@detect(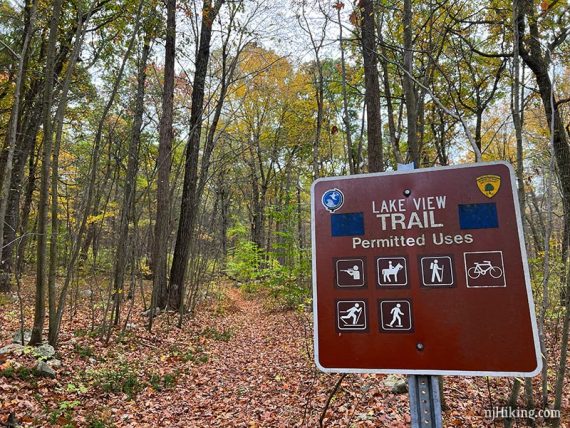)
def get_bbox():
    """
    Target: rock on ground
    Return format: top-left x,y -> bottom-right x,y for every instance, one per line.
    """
47,359 -> 62,369
383,374 -> 408,394
34,344 -> 55,359
12,330 -> 31,344
0,343 -> 24,356
35,360 -> 56,378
